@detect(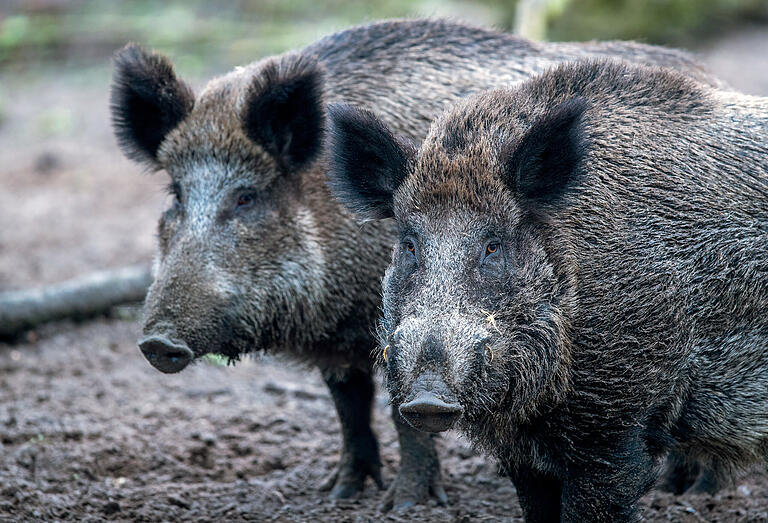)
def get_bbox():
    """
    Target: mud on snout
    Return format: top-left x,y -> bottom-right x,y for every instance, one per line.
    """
384,311 -> 498,433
